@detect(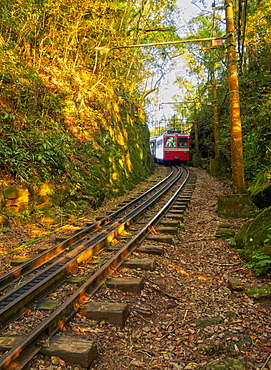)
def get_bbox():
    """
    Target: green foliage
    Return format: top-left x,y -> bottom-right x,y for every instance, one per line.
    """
0,0 -> 181,213
246,252 -> 271,276
179,1 -> 271,188
248,168 -> 271,196
0,126 -> 70,181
